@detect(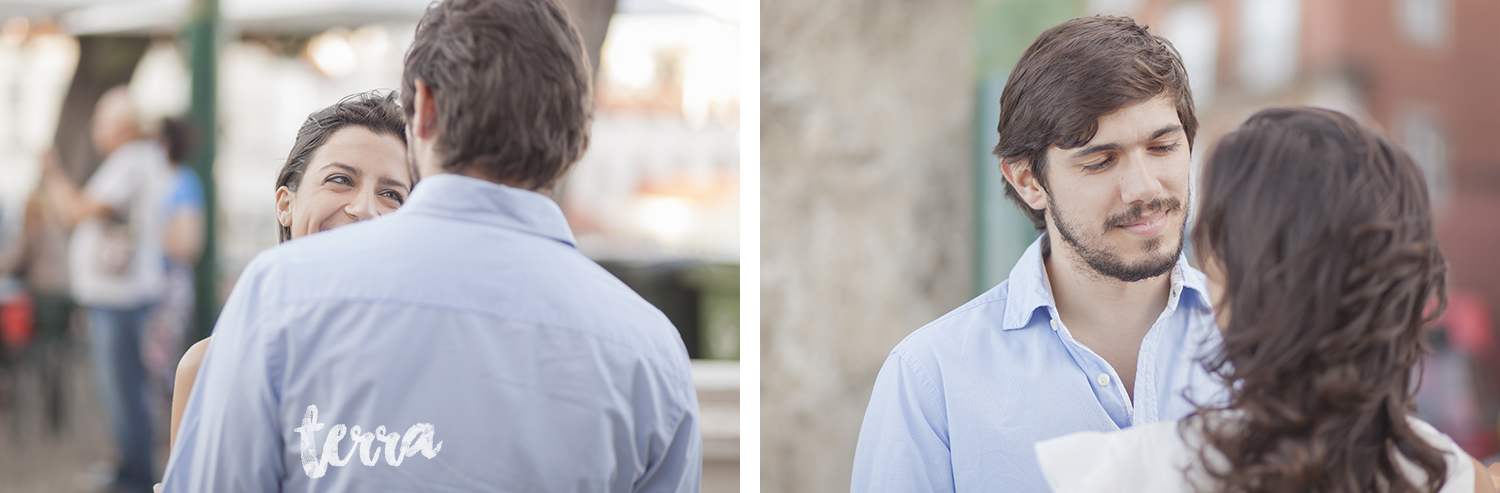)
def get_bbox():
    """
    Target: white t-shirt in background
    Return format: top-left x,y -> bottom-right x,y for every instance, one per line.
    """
68,140 -> 173,309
